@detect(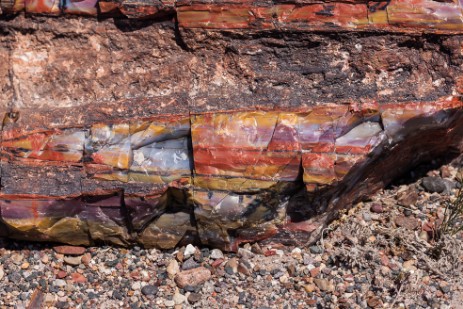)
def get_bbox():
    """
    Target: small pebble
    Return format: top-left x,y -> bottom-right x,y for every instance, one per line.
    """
210,249 -> 224,260
141,285 -> 158,296
309,246 -> 323,254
